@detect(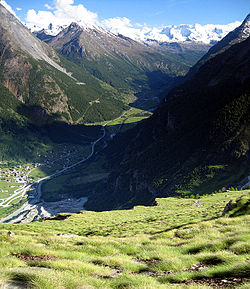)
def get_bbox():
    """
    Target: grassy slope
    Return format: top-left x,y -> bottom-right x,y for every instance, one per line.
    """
53,55 -> 130,123
0,190 -> 249,288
